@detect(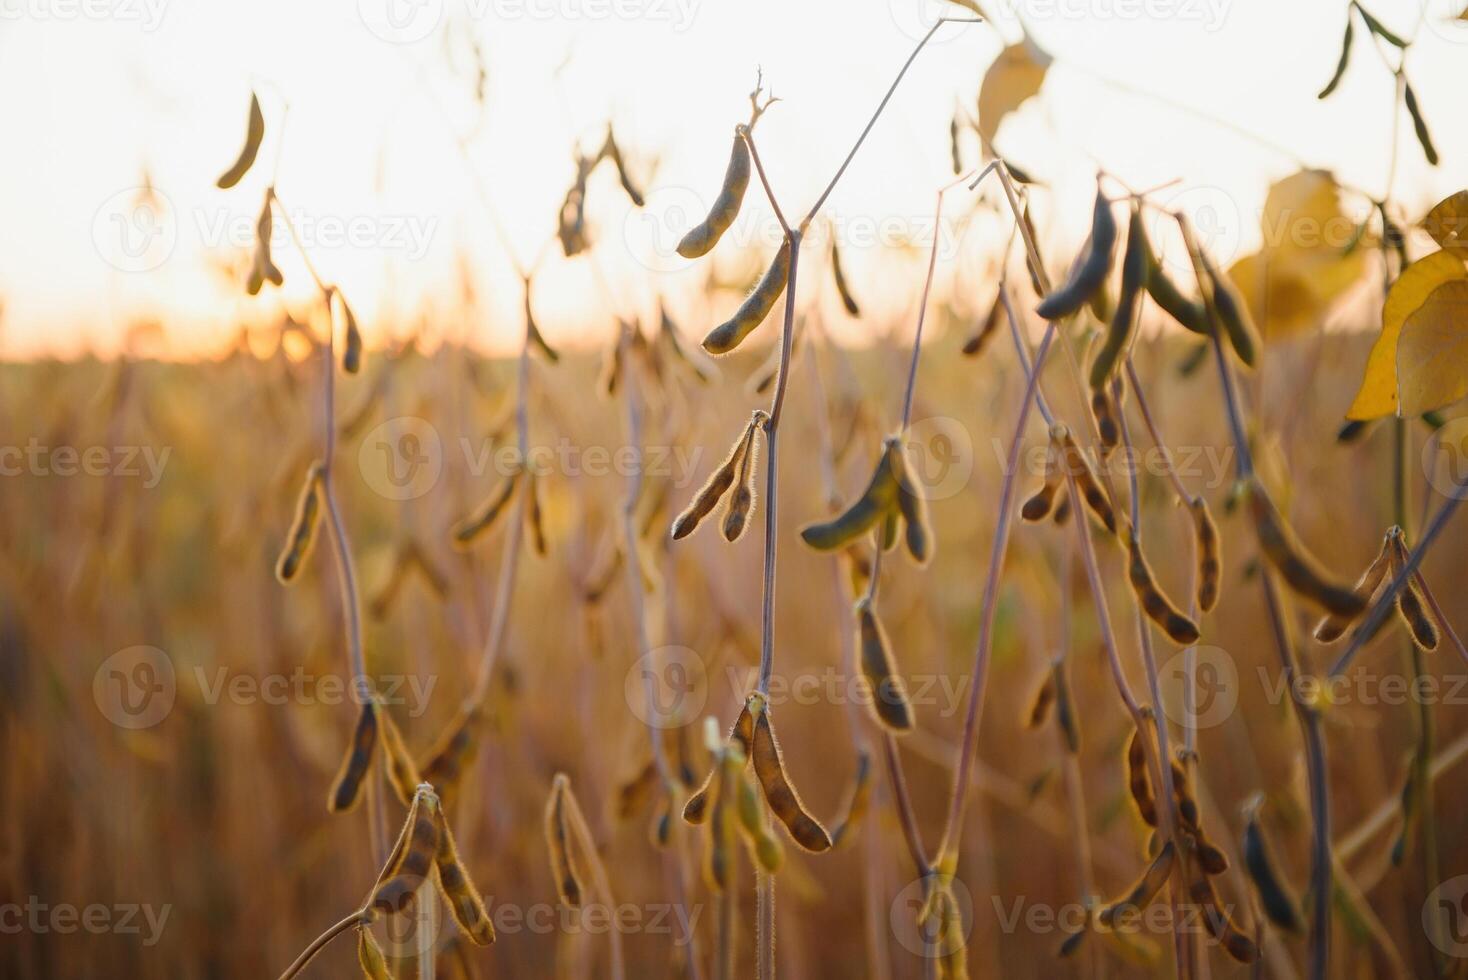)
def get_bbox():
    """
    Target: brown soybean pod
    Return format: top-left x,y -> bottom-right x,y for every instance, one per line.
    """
677,131 -> 750,259
1127,534 -> 1202,644
615,760 -> 659,819
275,462 -> 323,584
1052,661 -> 1080,754
376,704 -> 423,806
336,290 -> 363,375
1090,207 -> 1147,390
1190,871 -> 1259,964
856,598 -> 914,732
452,471 -> 522,549
1058,427 -> 1117,535
1313,531 -> 1391,642
1098,841 -> 1176,927
702,242 -> 791,355
1190,496 -> 1222,613
1246,479 -> 1365,617
1389,534 -> 1439,651
524,290 -> 559,363
1025,671 -> 1057,730
247,191 -> 283,296
1052,488 -> 1072,526
751,709 -> 833,852
961,292 -> 1003,357
327,700 -> 379,813
1199,249 -> 1260,368
1126,724 -> 1158,828
1138,217 -> 1210,335
829,751 -> 873,848
372,789 -> 441,917
671,420 -> 751,540
1035,187 -> 1118,320
545,775 -> 583,908
704,754 -> 737,891
1192,831 -> 1230,876
800,448 -> 901,551
1021,427 -> 1064,522
357,927 -> 392,980
1090,387 -> 1120,456
217,92 -> 265,189
433,807 -> 496,945
1171,759 -> 1200,831
1242,803 -> 1304,934
524,473 -> 548,556
721,423 -> 760,543
831,239 -> 861,317
889,438 -> 933,565
684,702 -> 755,823
420,705 -> 483,811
